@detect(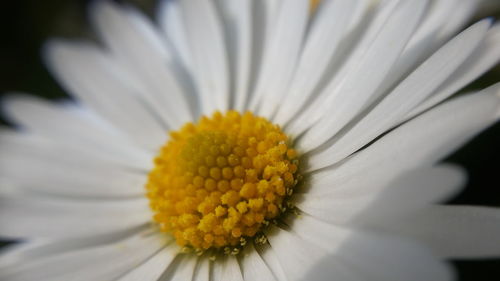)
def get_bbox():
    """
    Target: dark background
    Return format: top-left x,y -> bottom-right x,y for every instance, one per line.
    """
0,0 -> 499,280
